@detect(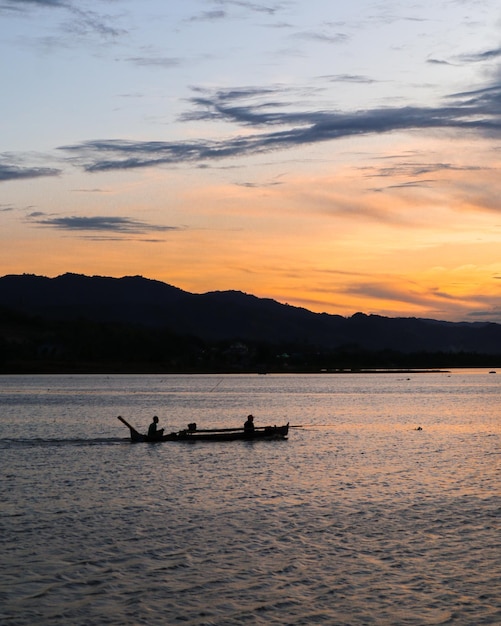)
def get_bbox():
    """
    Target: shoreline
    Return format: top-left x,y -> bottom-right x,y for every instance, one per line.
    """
0,364 -> 459,375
